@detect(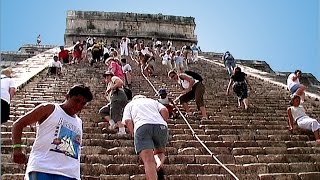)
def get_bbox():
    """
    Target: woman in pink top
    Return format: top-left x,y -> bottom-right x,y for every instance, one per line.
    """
105,57 -> 125,81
